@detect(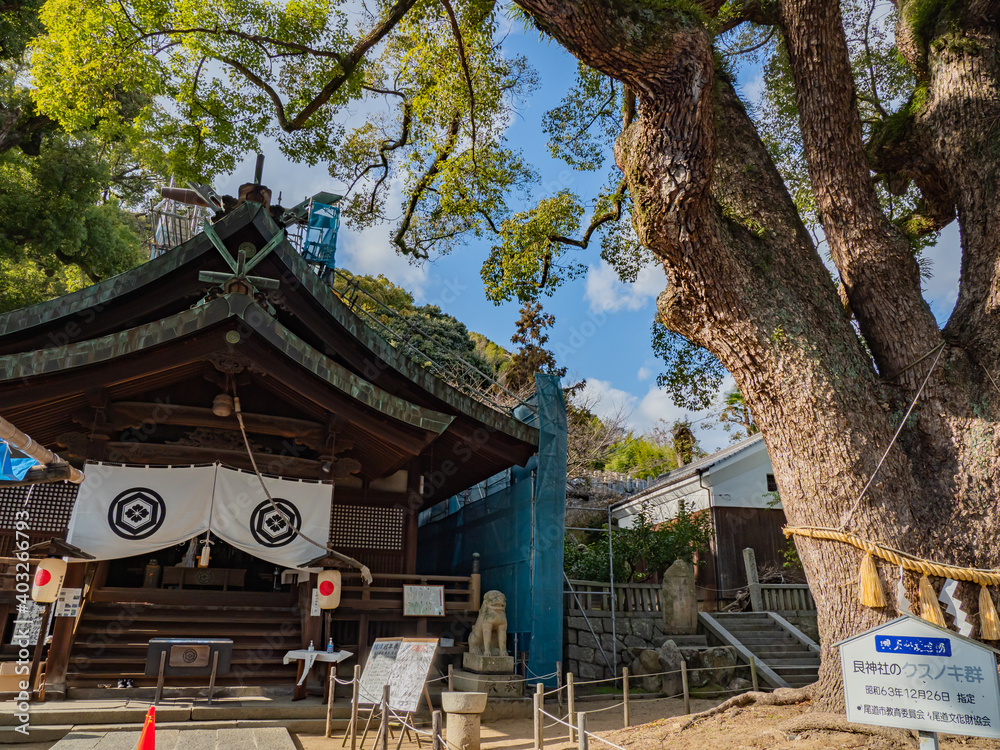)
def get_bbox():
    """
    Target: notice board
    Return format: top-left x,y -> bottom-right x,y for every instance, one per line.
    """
358,638 -> 402,705
357,637 -> 438,713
